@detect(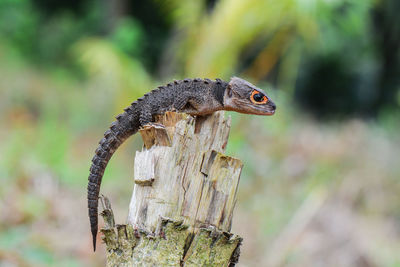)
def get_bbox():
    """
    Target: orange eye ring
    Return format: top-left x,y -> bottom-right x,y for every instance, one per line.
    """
250,90 -> 268,104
